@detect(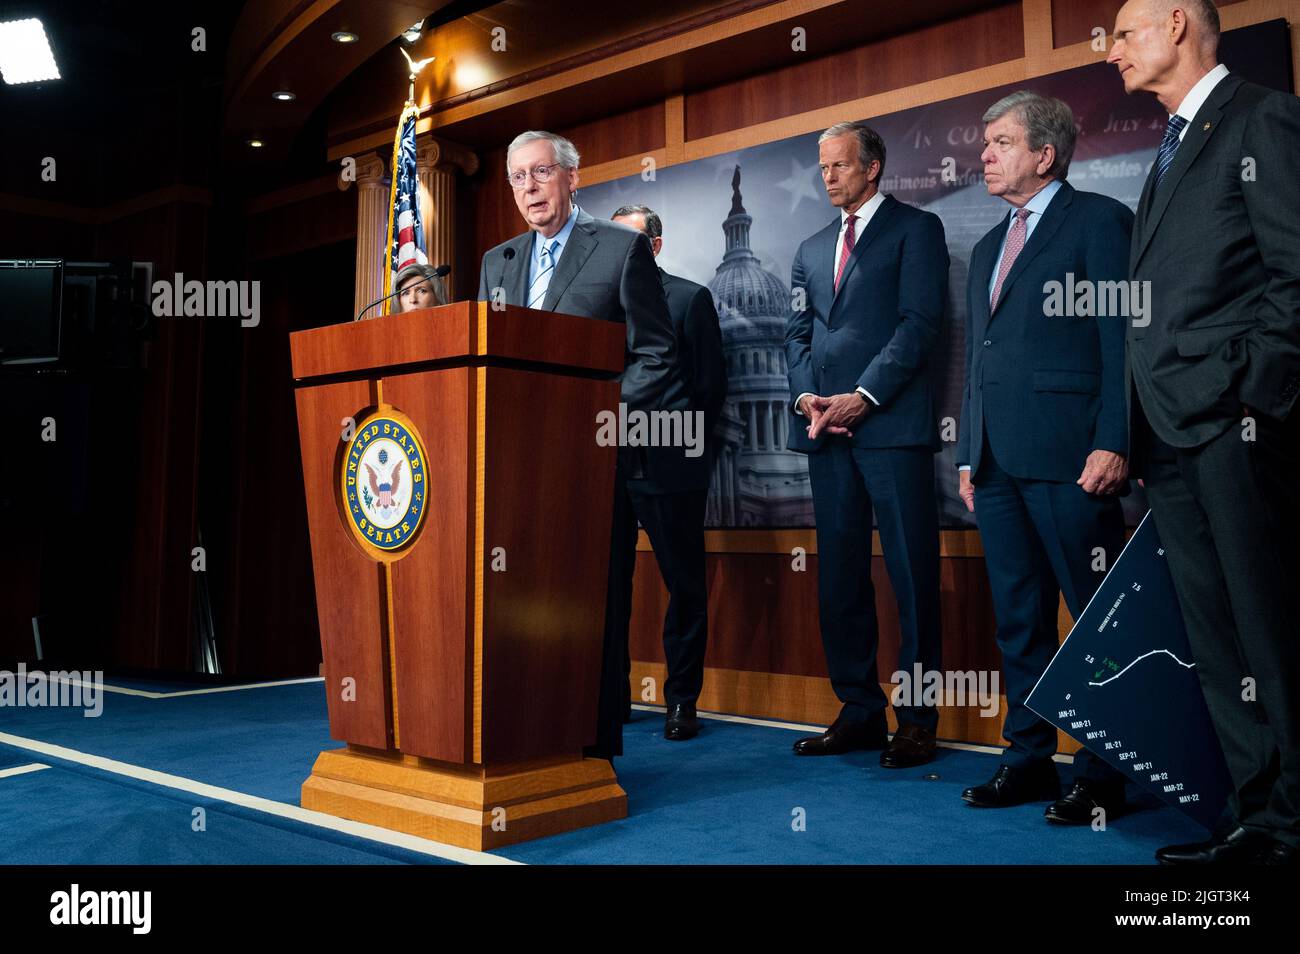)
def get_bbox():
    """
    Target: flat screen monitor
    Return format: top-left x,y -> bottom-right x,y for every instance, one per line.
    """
0,259 -> 63,364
